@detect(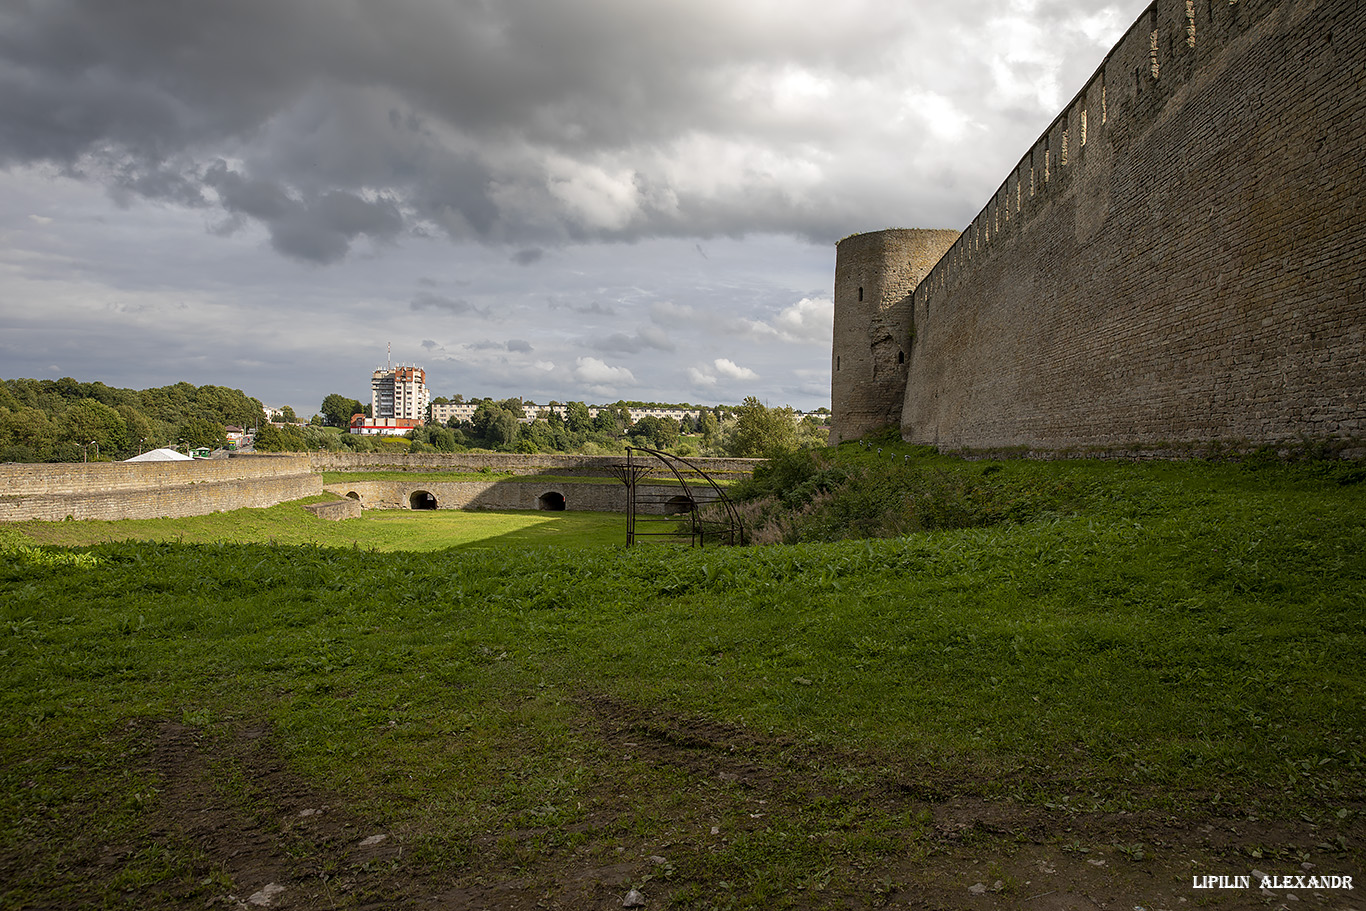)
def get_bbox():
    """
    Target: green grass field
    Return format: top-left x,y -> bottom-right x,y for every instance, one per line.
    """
9,499 -> 629,550
1,452 -> 1362,908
